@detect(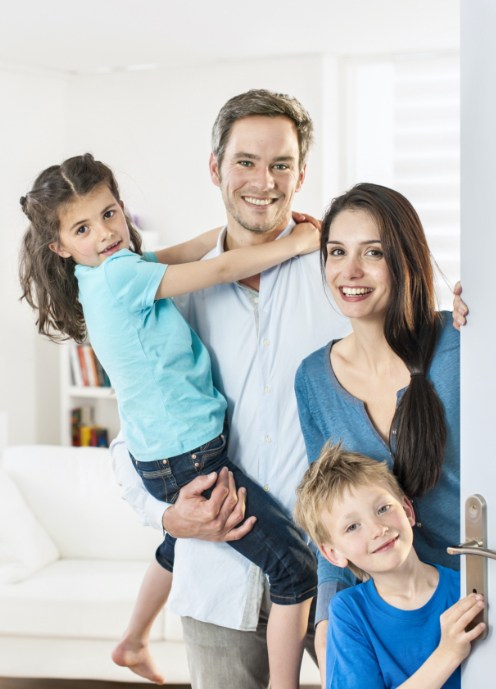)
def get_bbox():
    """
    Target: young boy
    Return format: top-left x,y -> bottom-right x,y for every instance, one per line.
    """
294,443 -> 486,689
